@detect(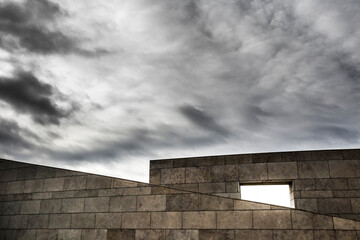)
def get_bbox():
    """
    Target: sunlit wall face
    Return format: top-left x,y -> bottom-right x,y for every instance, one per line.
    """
240,184 -> 292,208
